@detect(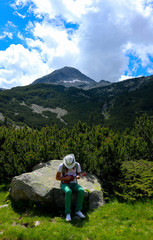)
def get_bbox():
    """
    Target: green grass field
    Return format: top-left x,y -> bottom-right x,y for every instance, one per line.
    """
0,184 -> 153,240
